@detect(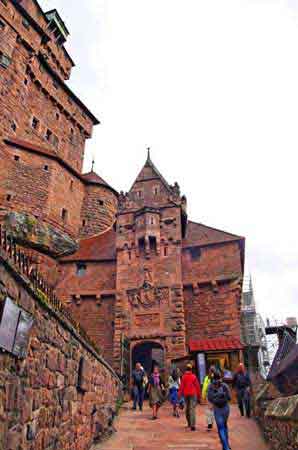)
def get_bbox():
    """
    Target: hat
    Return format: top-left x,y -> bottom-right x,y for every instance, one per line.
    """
186,363 -> 193,370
